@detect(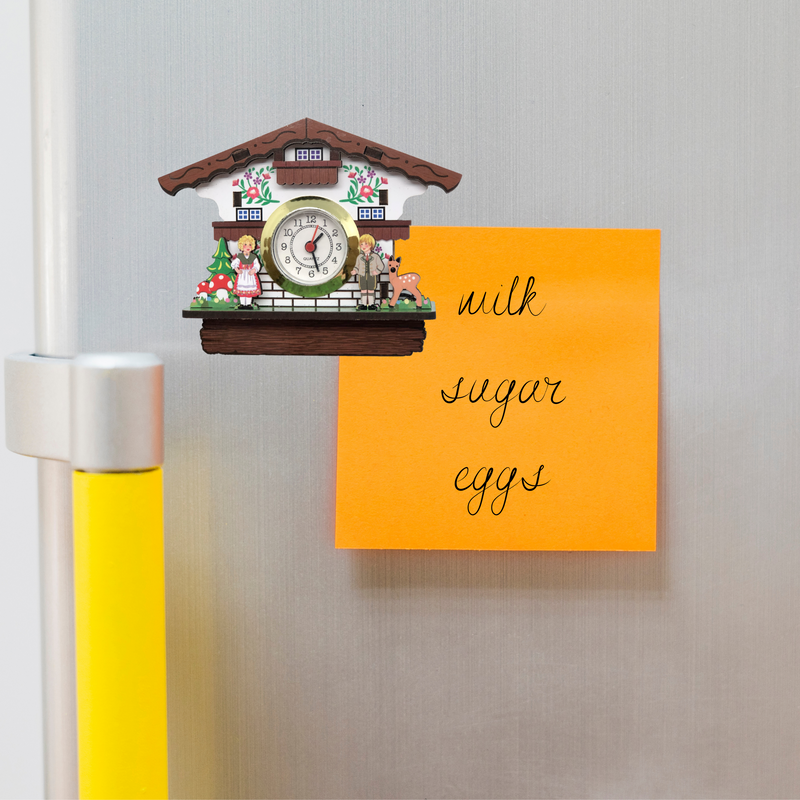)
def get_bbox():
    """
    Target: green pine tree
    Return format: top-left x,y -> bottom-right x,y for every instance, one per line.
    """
206,238 -> 236,281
